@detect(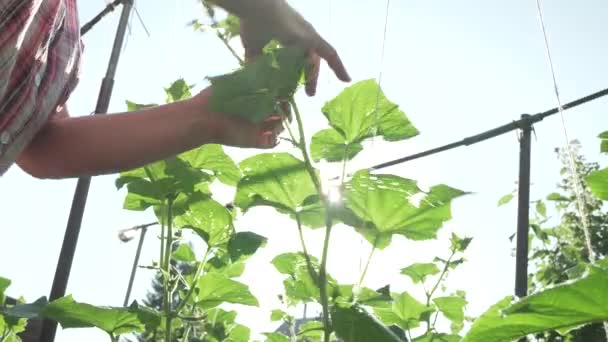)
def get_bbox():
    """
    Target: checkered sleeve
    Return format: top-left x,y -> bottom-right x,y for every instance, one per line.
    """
0,0 -> 82,176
